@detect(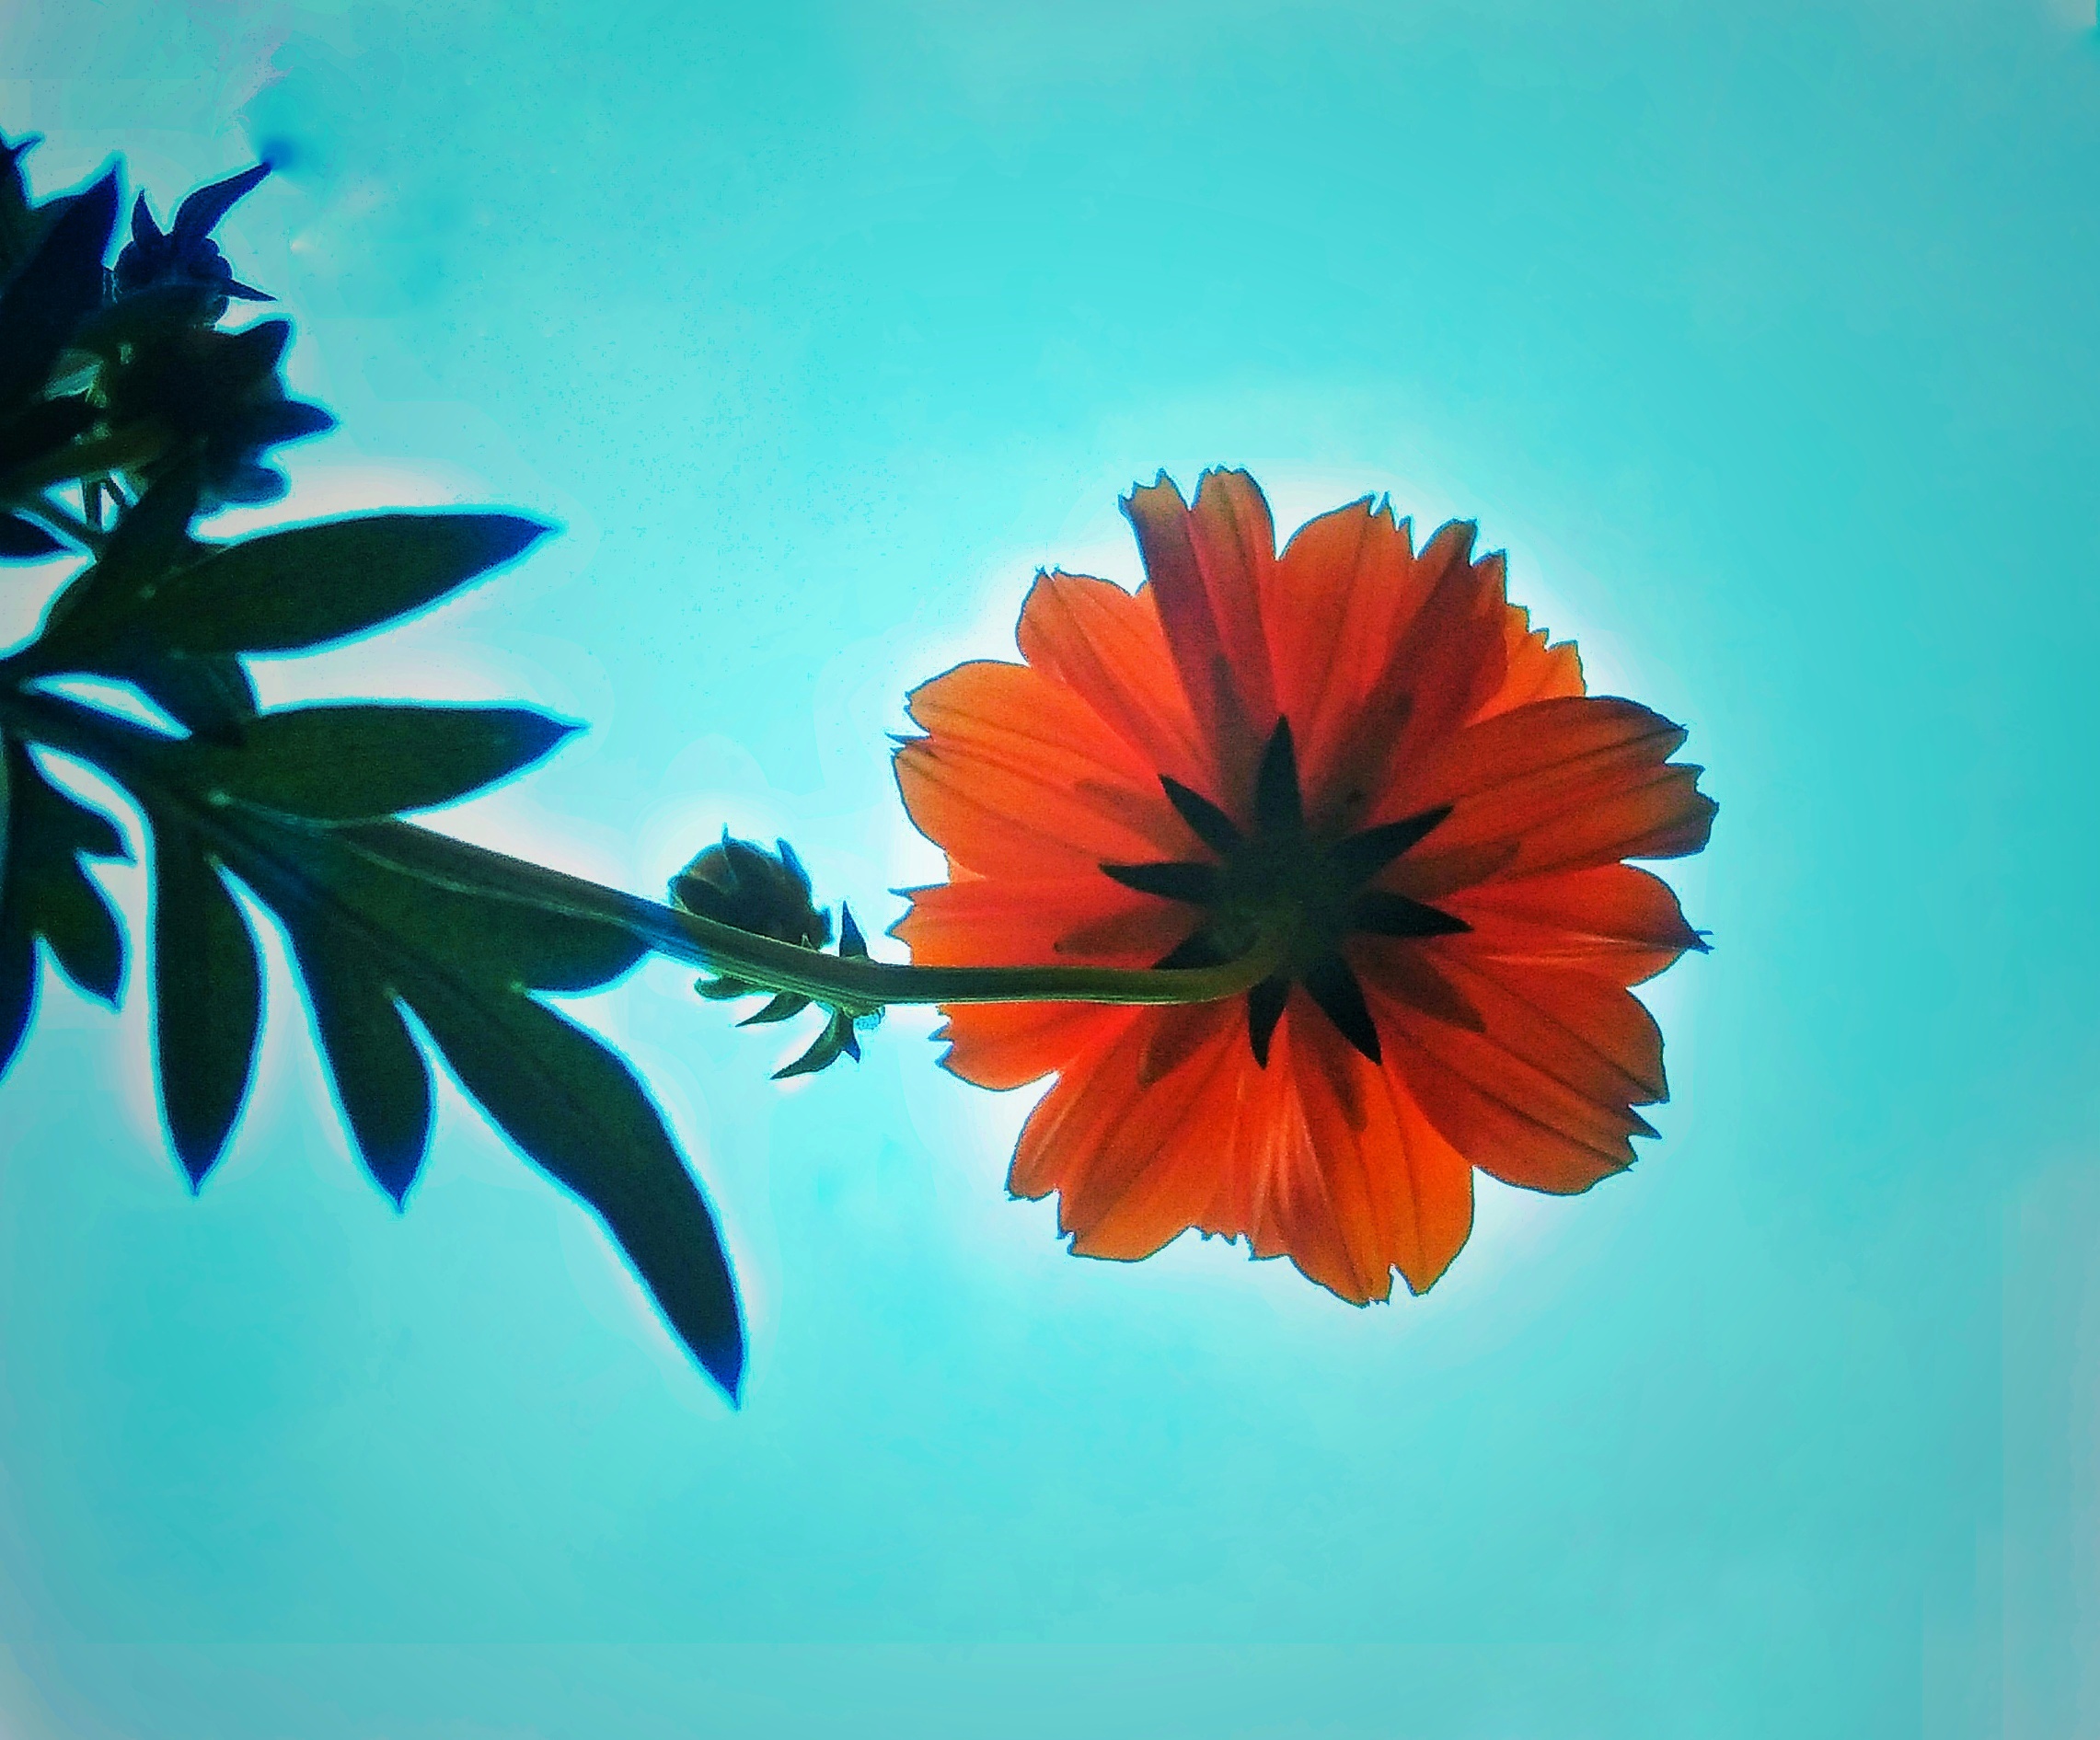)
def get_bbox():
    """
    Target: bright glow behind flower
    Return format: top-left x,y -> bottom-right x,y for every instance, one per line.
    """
893,470 -> 1714,1303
